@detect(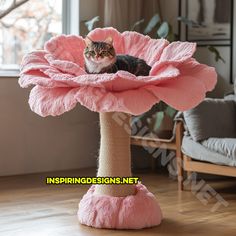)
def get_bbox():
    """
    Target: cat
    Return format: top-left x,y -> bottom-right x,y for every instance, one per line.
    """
84,37 -> 151,76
